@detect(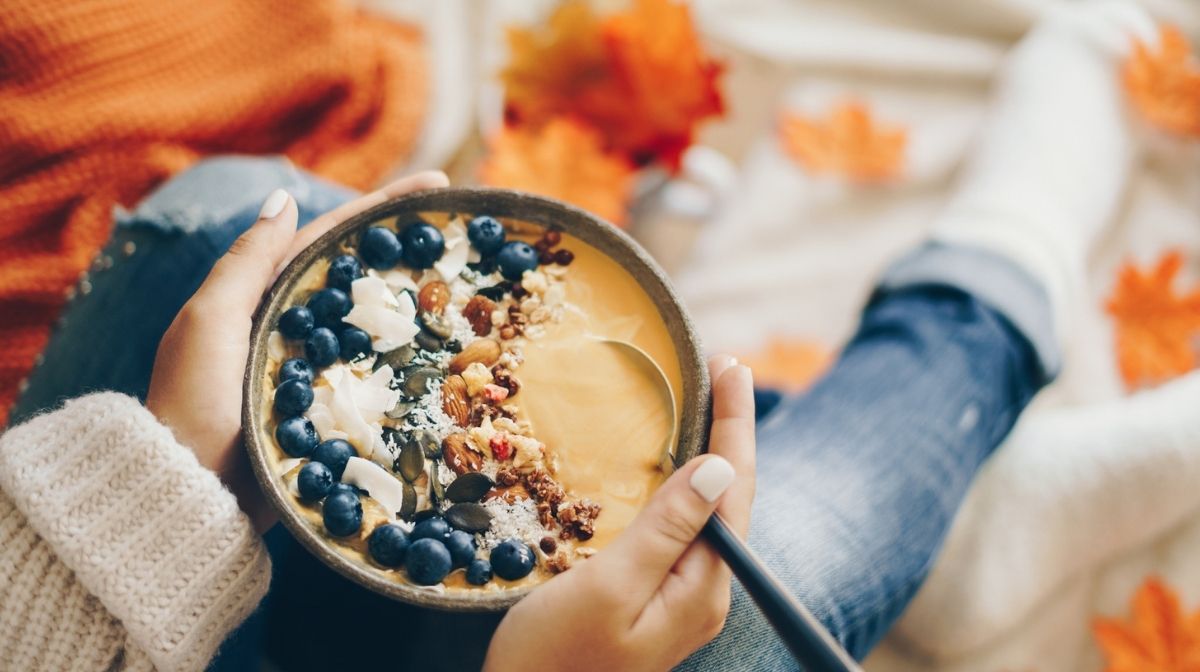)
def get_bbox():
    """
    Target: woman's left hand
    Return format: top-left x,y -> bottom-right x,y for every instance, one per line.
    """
146,171 -> 449,533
